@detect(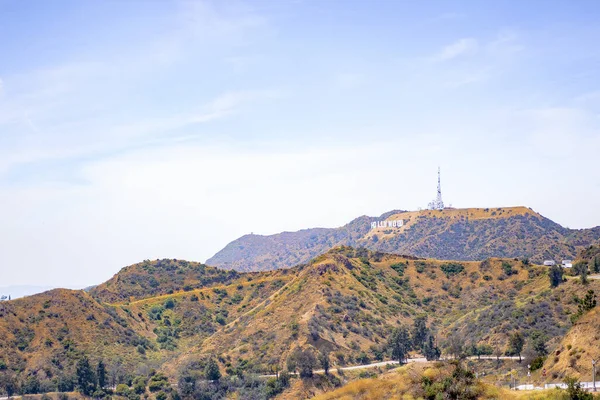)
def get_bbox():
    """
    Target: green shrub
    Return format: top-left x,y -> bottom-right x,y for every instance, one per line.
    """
440,263 -> 465,277
390,262 -> 407,276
